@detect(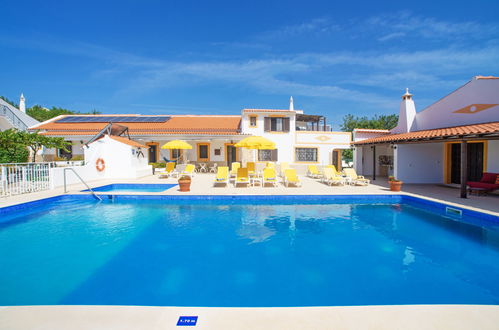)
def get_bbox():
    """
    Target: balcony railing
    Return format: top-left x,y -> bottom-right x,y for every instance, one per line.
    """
0,104 -> 29,131
0,162 -> 53,197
